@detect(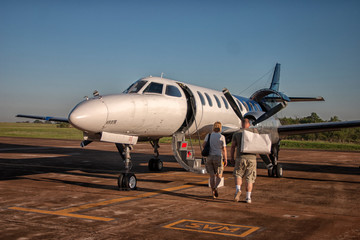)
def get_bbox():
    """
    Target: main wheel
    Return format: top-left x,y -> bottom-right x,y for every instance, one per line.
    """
148,158 -> 155,171
268,167 -> 274,177
154,159 -> 163,171
148,158 -> 163,171
275,164 -> 283,178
